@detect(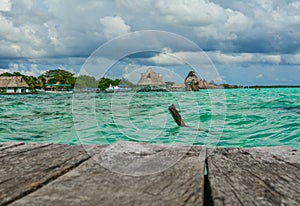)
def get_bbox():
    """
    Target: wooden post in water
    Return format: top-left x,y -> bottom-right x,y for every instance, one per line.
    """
168,104 -> 187,127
